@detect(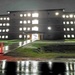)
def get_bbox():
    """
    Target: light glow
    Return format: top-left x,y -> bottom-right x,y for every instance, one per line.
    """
32,13 -> 39,17
48,27 -> 51,30
55,12 -> 59,16
32,26 -> 38,31
32,19 -> 39,24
